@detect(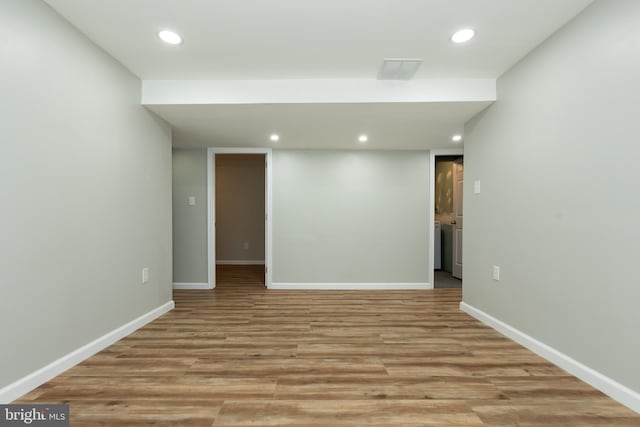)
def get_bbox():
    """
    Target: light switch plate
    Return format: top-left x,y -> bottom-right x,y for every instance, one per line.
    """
142,267 -> 149,284
188,196 -> 196,206
492,265 -> 500,281
474,180 -> 481,194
